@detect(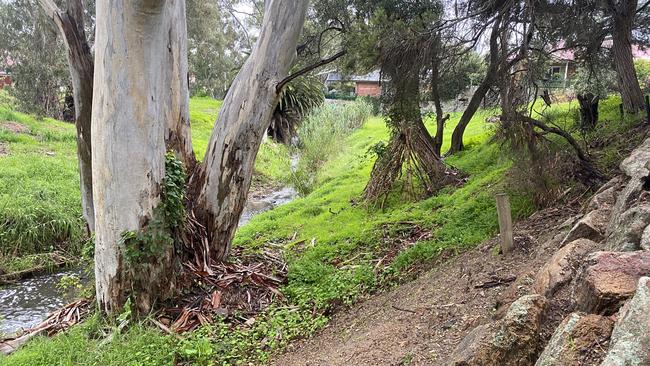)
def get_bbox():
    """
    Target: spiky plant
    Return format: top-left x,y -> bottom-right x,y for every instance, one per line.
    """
268,75 -> 324,144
